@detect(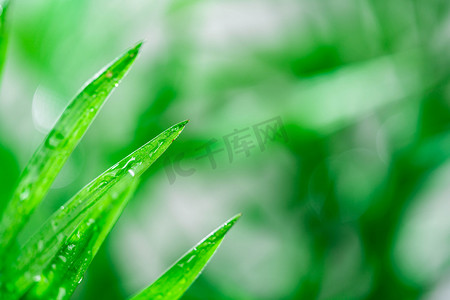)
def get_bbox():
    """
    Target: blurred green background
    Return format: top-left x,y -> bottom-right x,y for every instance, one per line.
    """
0,0 -> 449,299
